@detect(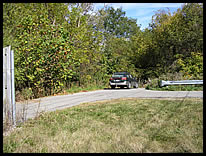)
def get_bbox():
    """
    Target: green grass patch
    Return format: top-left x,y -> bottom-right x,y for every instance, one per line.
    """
3,98 -> 203,153
146,85 -> 203,91
65,84 -> 106,94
